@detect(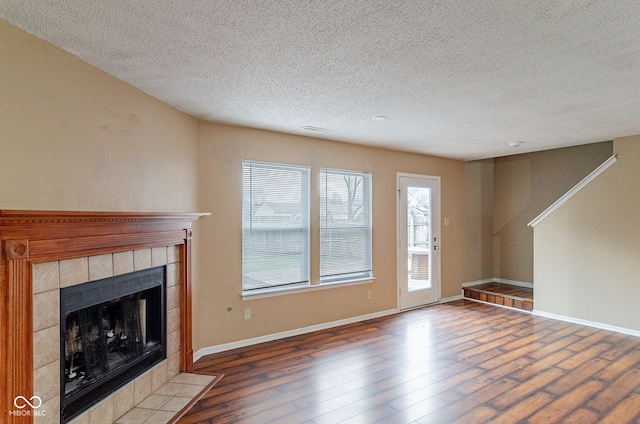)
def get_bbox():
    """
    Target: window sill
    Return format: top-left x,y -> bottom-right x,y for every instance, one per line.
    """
241,277 -> 375,300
